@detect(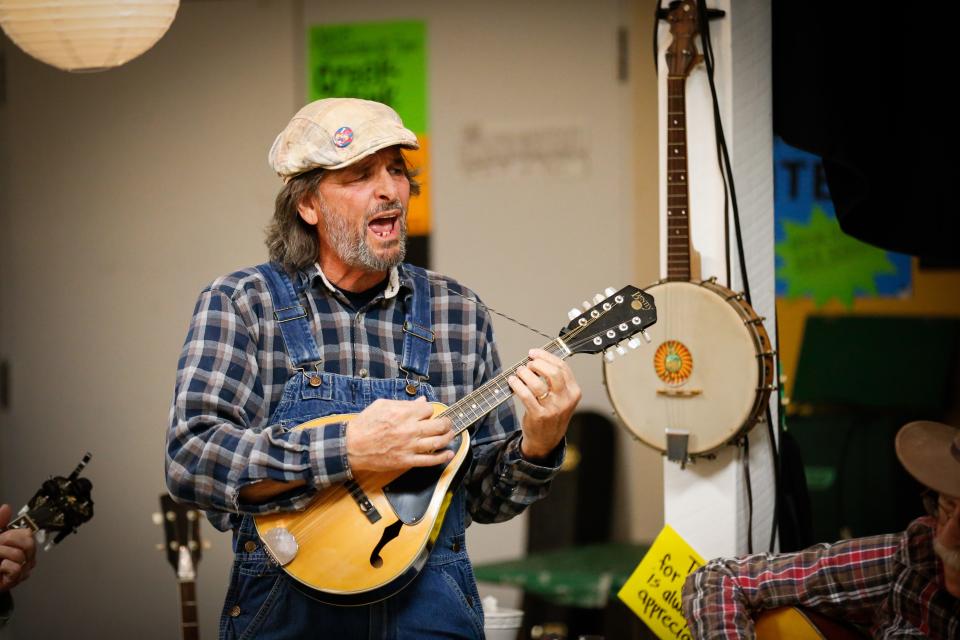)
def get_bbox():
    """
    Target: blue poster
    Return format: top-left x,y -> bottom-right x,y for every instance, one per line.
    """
774,137 -> 911,306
